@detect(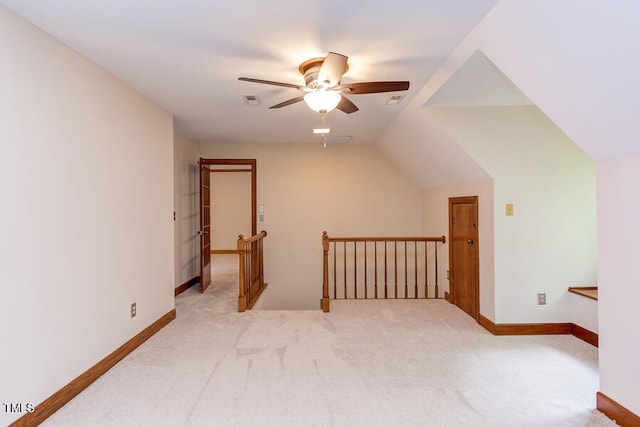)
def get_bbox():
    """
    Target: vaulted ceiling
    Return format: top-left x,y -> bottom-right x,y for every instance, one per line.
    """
5,1 -> 640,192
